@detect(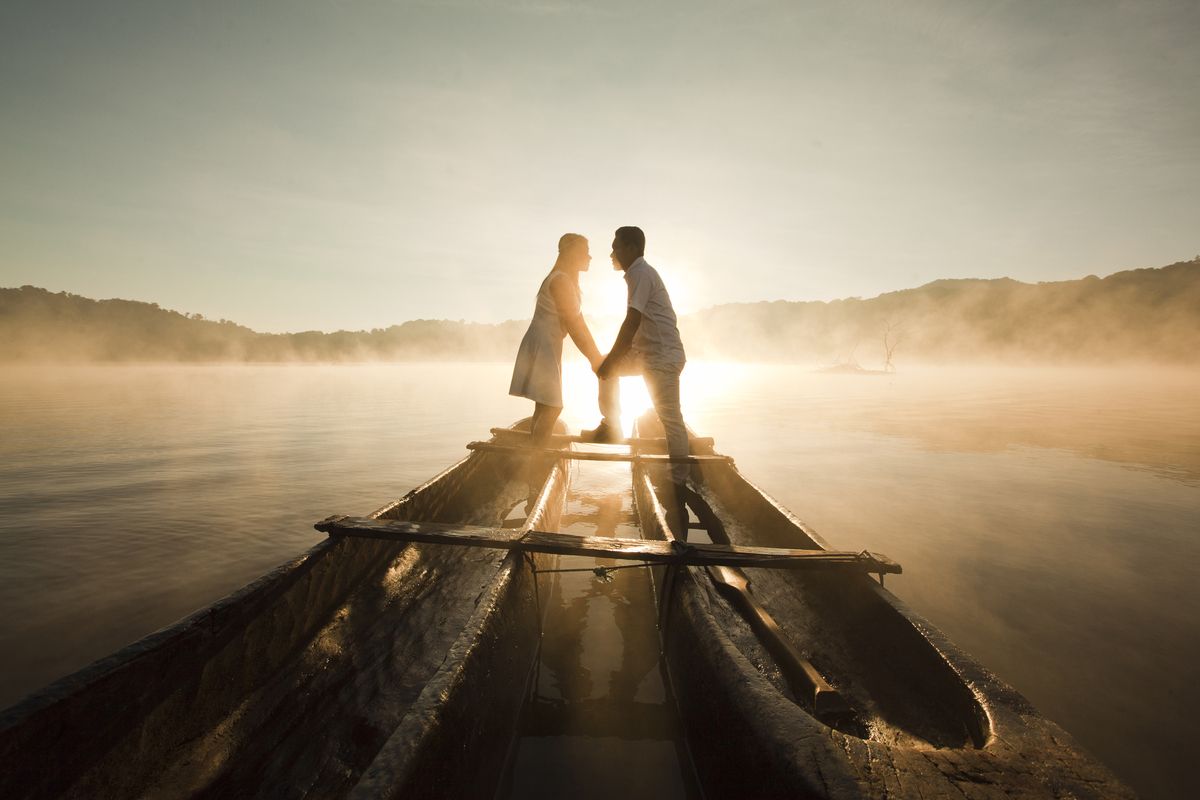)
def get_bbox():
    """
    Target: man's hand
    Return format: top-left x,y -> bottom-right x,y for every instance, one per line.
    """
598,308 -> 642,380
596,354 -> 614,379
